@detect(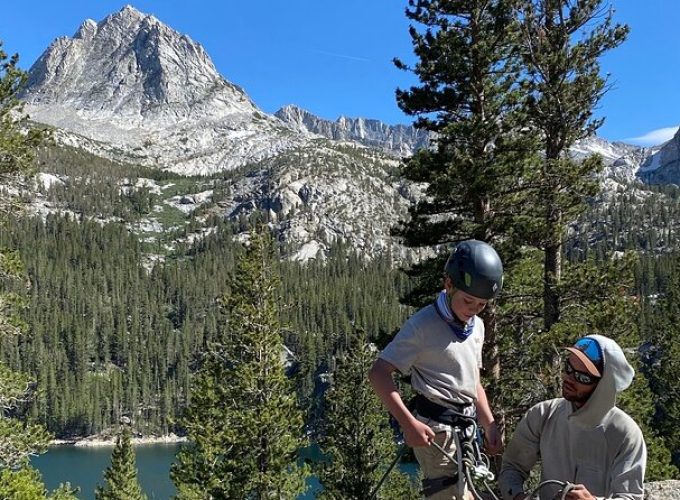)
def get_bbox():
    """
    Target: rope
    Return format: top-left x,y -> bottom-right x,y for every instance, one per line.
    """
430,430 -> 501,500
525,479 -> 574,499
367,444 -> 407,500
